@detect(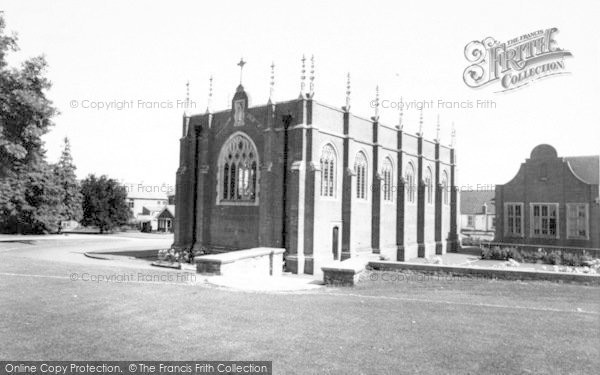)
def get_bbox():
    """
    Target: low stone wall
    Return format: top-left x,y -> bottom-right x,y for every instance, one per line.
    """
481,242 -> 600,258
321,257 -> 370,286
368,261 -> 600,285
195,247 -> 285,277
